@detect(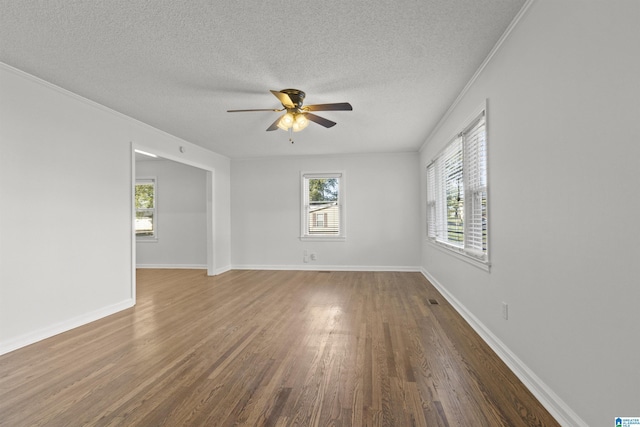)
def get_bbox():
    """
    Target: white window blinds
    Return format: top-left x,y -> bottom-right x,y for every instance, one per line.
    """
464,116 -> 487,256
426,111 -> 488,263
426,162 -> 436,239
442,137 -> 464,247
